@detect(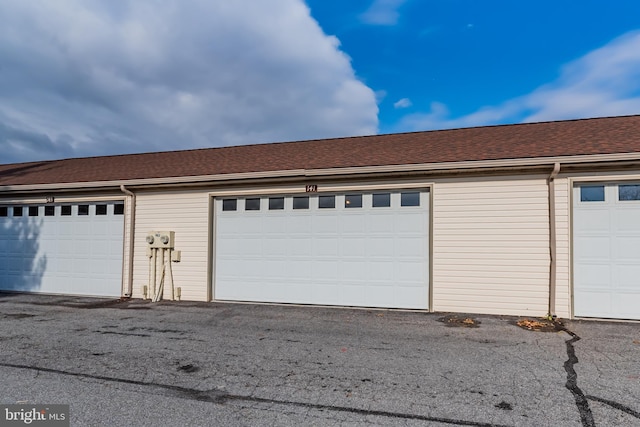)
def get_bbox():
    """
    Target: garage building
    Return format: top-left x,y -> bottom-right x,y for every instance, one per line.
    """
1,115 -> 640,320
